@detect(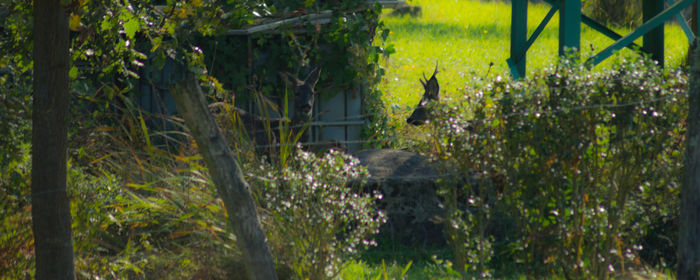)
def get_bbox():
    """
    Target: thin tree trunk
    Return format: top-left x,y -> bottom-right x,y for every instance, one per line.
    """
31,0 -> 75,279
680,39 -> 700,280
170,72 -> 278,280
